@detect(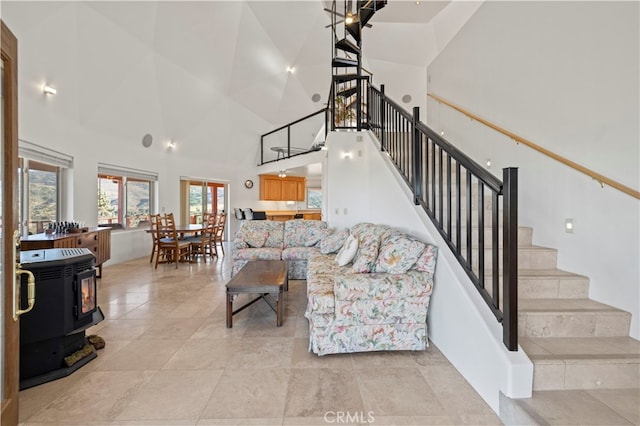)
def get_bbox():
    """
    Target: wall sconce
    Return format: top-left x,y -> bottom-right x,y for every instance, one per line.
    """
486,159 -> 492,169
341,151 -> 353,159
43,85 -> 57,95
565,218 -> 574,233
286,66 -> 295,74
278,170 -> 287,178
167,141 -> 176,150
